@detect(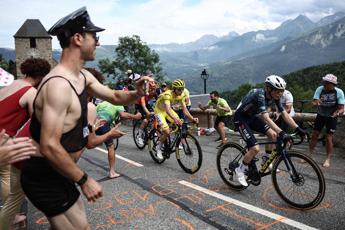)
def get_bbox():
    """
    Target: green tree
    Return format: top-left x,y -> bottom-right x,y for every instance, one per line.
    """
0,54 -> 9,70
98,35 -> 164,83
